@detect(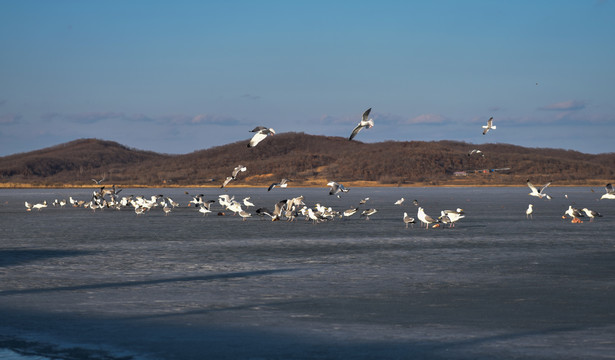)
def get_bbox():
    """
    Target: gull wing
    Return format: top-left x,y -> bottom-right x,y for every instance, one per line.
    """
362,108 -> 372,122
349,124 -> 363,141
248,131 -> 268,147
526,180 -> 538,193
